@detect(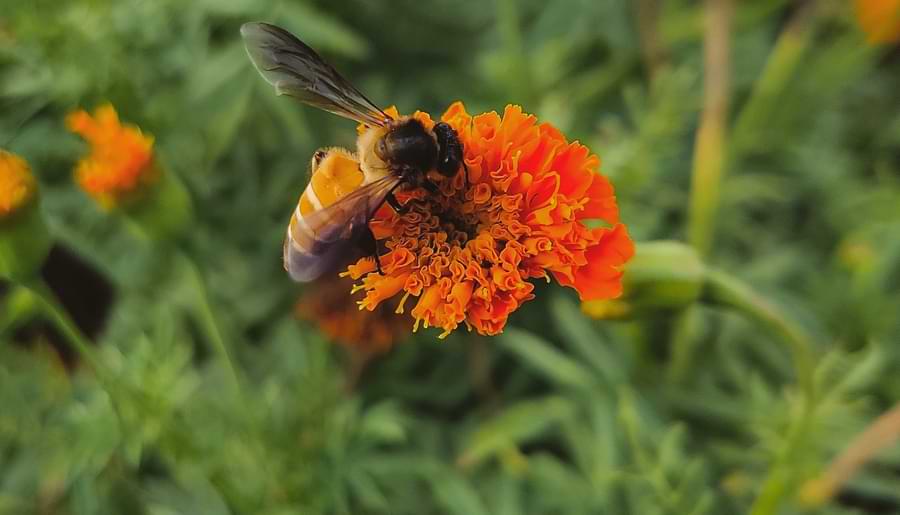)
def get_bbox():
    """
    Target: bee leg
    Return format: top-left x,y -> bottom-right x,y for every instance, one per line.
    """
360,224 -> 385,275
385,192 -> 409,214
422,178 -> 440,194
462,161 -> 470,190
